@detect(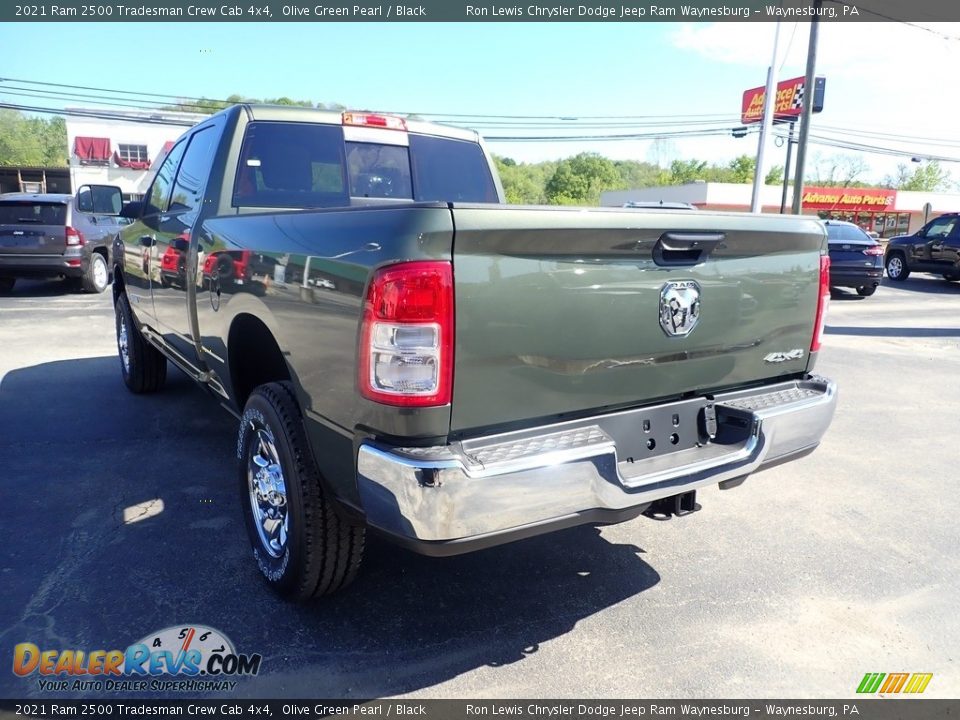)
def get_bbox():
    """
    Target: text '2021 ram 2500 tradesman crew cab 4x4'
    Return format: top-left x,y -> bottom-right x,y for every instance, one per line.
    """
95,105 -> 837,600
